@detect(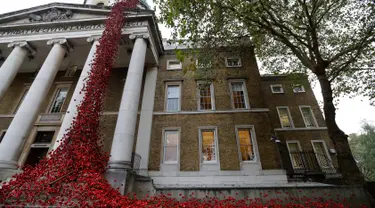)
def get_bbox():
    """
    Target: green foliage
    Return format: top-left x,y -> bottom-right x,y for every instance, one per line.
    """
349,121 -> 375,181
155,0 -> 375,104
